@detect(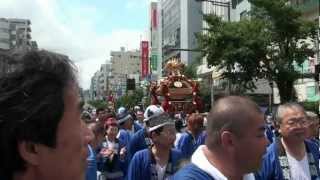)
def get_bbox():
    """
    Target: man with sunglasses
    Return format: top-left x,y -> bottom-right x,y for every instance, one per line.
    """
255,102 -> 320,180
127,112 -> 183,180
